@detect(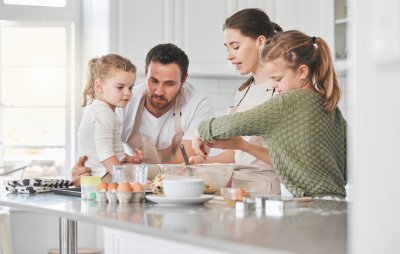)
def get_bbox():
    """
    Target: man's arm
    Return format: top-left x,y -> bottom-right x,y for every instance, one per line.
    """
71,156 -> 91,187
